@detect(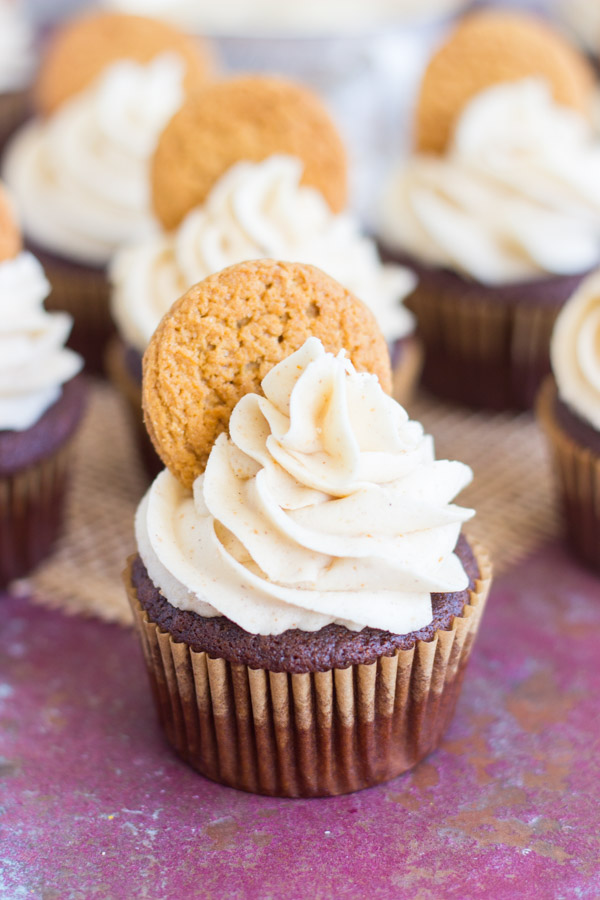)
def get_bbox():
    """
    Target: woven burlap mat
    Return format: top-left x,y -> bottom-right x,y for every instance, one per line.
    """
21,380 -> 558,626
